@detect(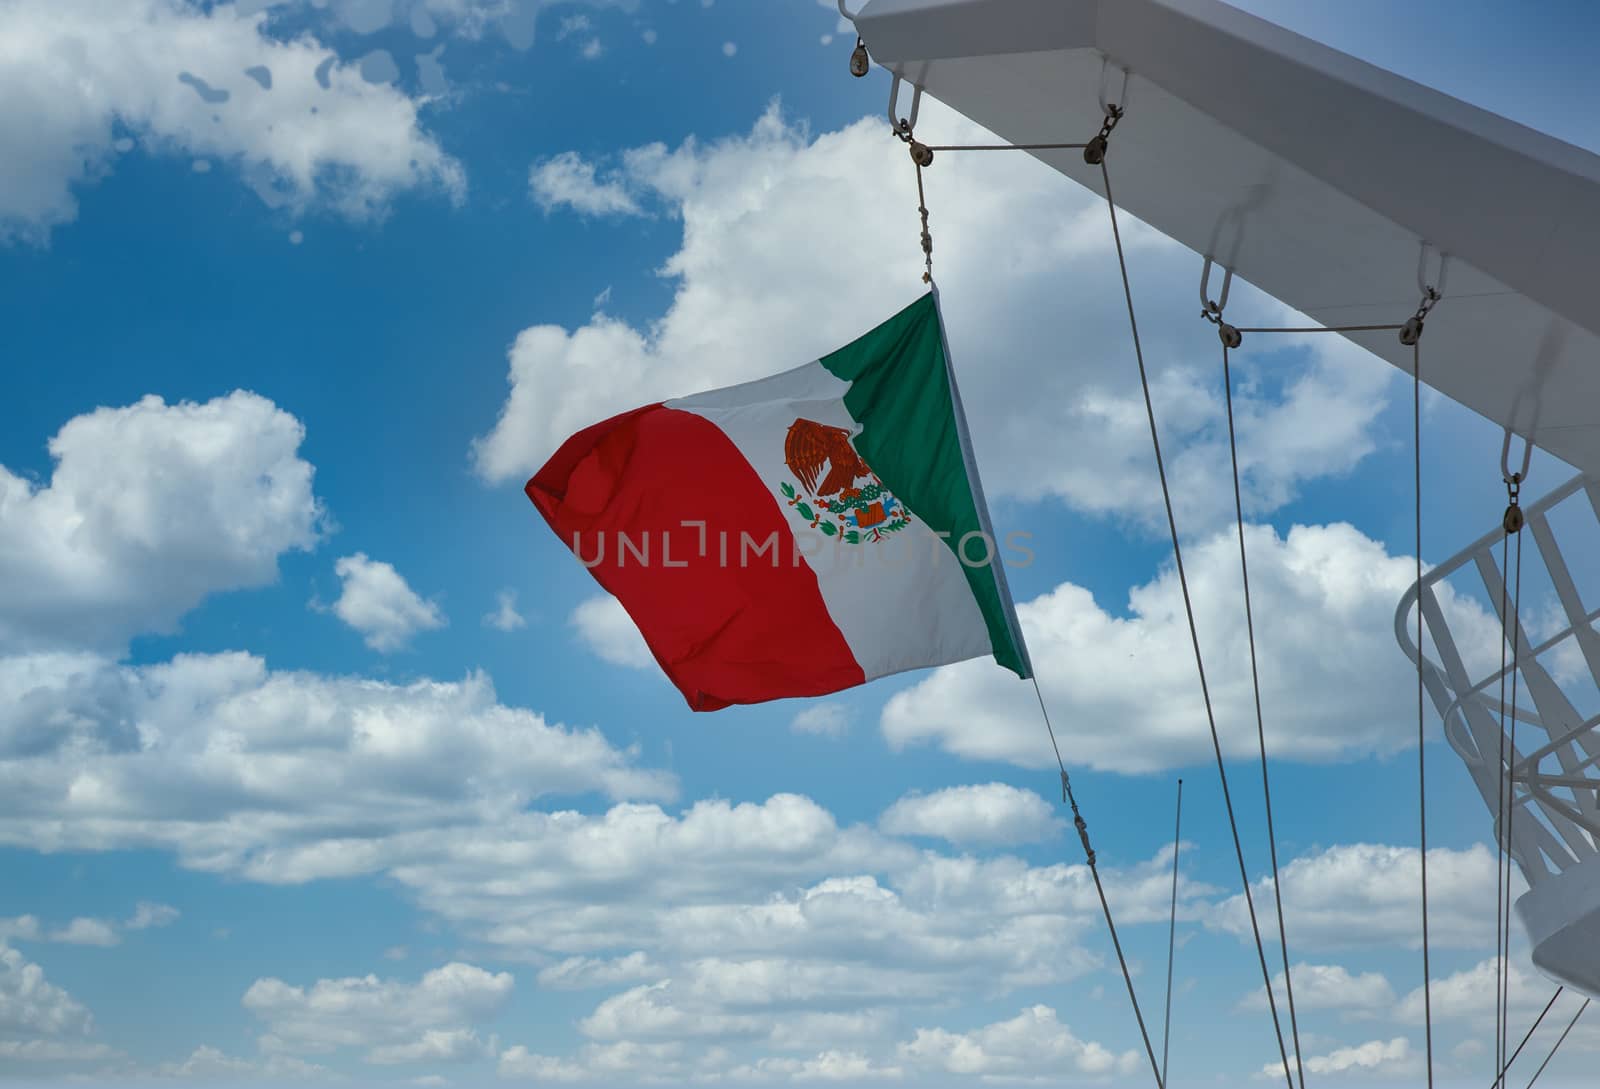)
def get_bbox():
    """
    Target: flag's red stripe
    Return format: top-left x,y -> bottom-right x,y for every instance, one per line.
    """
528,404 -> 865,711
